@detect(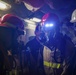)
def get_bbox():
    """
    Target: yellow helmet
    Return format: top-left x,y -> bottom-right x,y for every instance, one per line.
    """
70,9 -> 76,23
